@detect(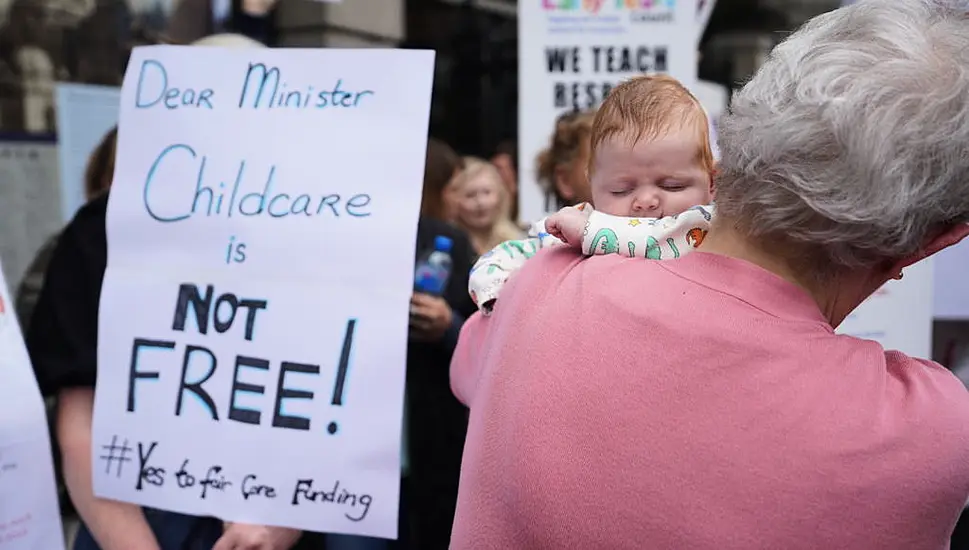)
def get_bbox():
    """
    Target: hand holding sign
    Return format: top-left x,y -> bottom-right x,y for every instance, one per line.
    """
93,46 -> 434,539
212,522 -> 302,550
